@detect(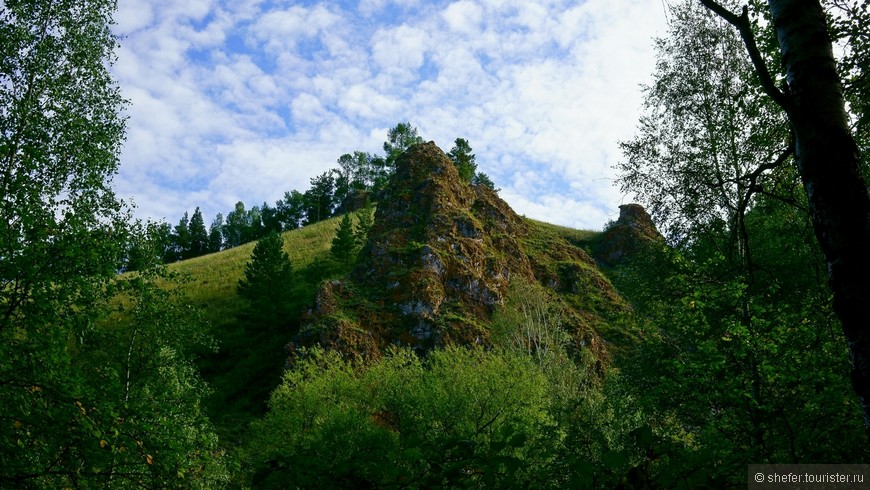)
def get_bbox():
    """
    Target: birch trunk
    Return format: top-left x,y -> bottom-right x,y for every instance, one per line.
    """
769,0 -> 870,429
